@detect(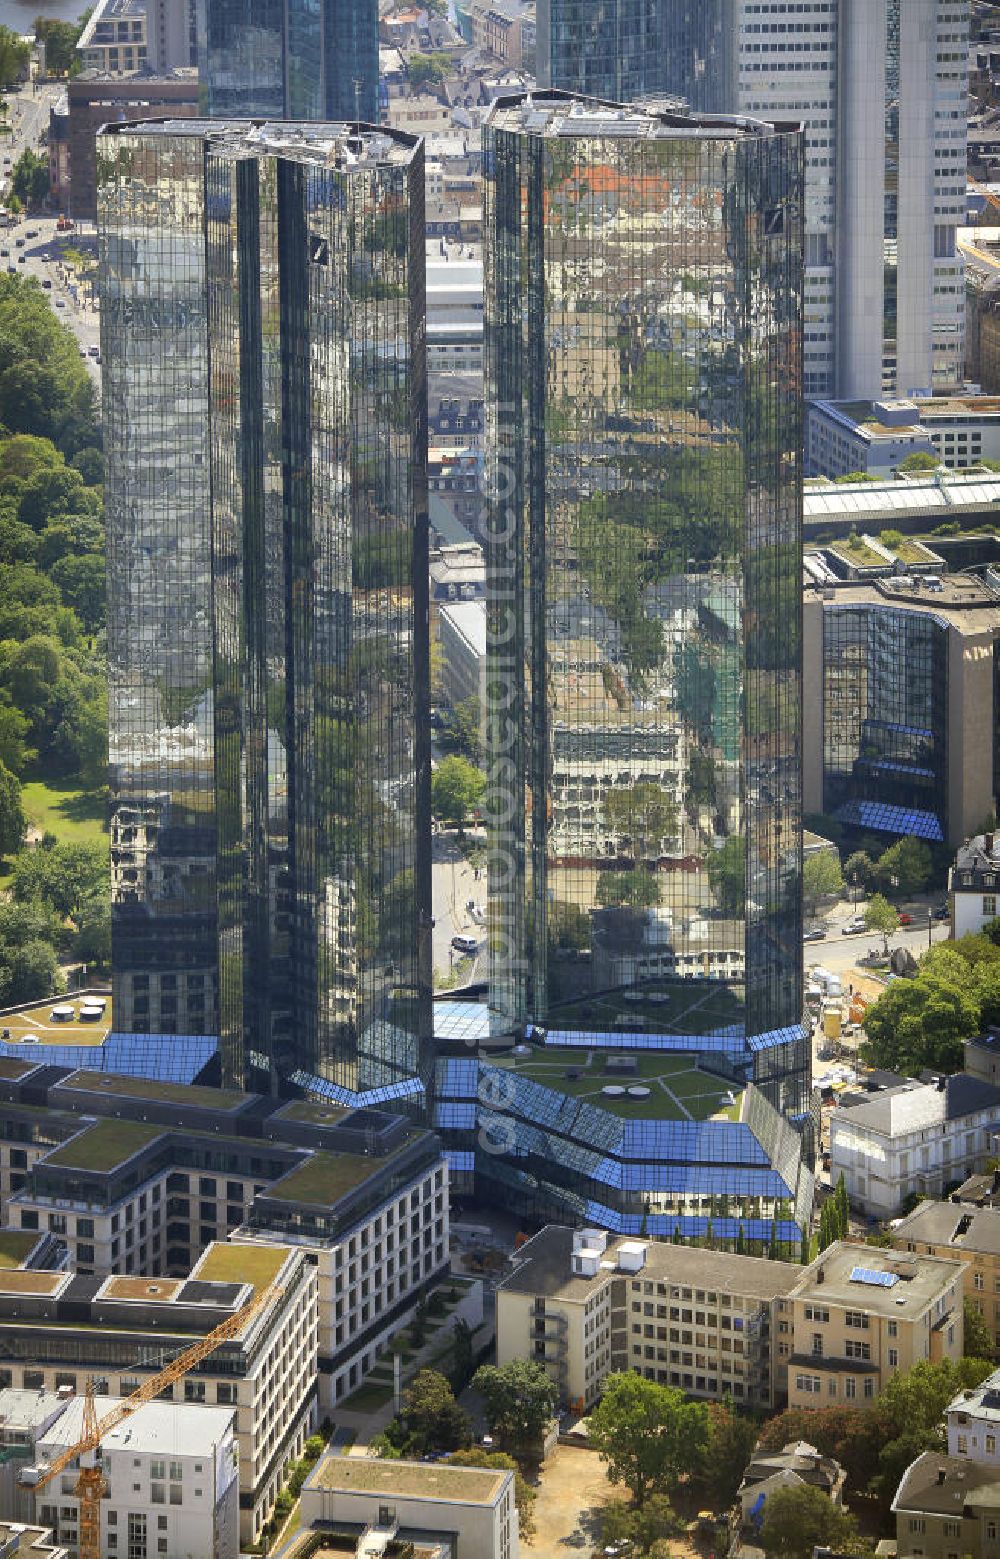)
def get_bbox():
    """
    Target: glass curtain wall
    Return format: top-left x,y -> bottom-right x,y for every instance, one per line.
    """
100,121 -> 430,1093
484,95 -> 806,1114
